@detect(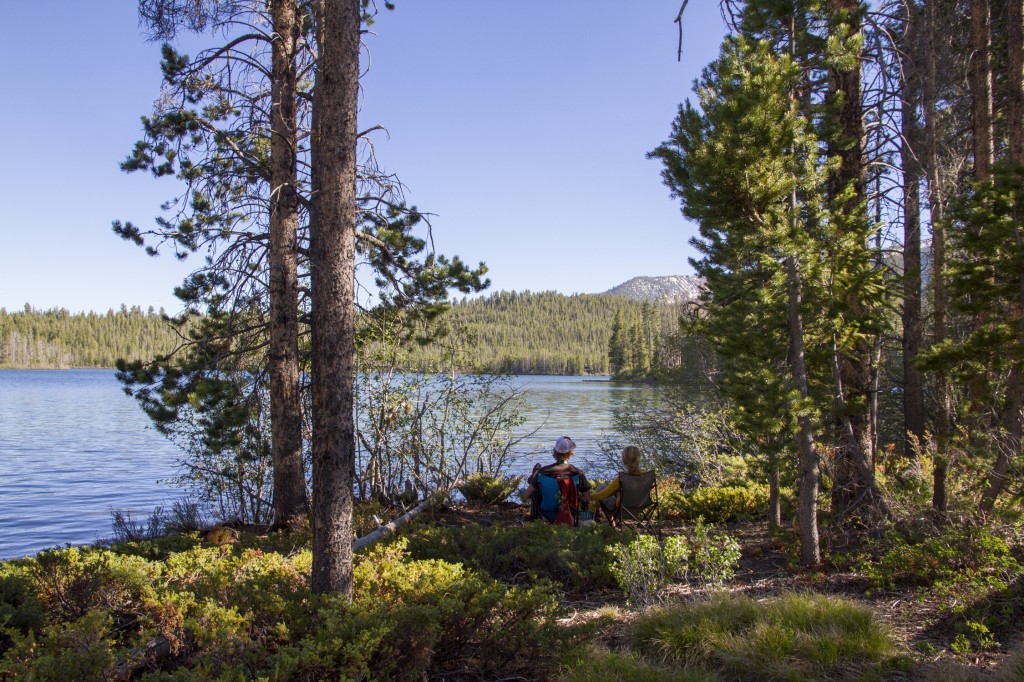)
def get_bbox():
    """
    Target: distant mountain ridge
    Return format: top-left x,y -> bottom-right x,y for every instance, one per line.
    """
604,275 -> 703,303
